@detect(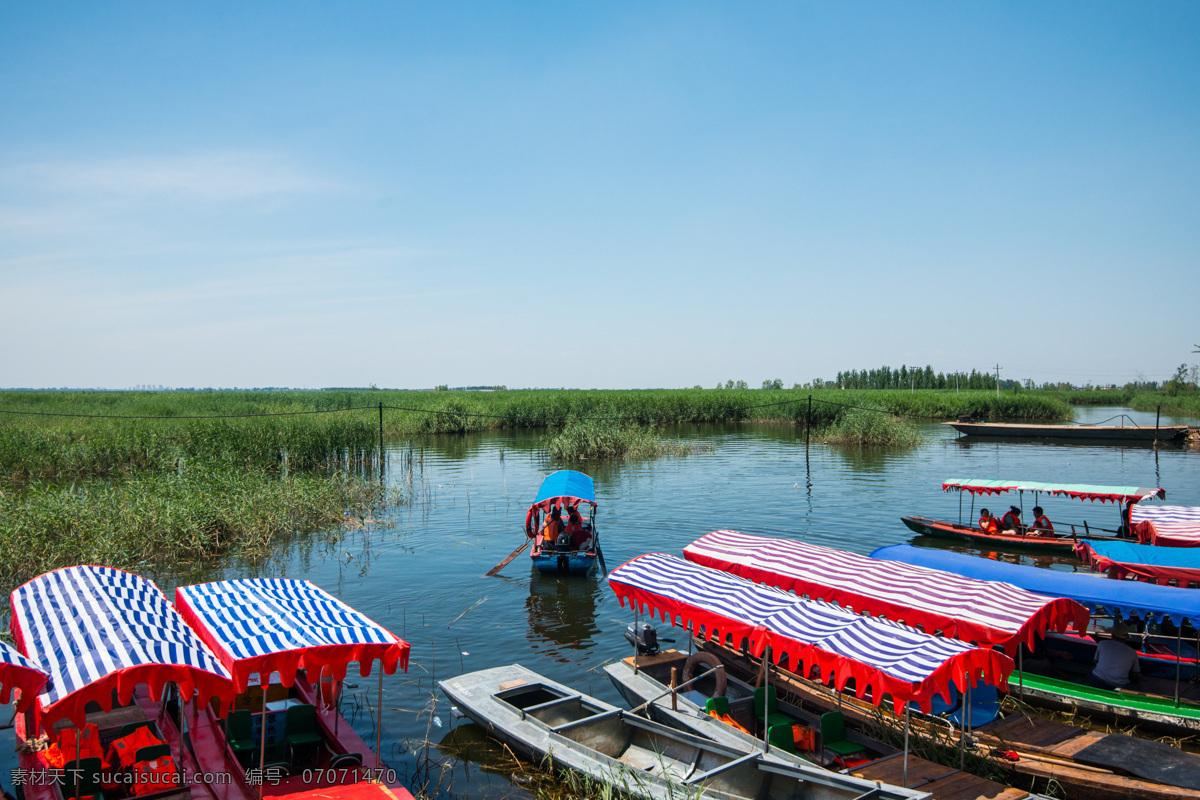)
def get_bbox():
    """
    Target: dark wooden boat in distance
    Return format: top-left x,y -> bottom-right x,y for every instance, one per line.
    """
943,421 -> 1190,441
901,515 -> 1079,552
